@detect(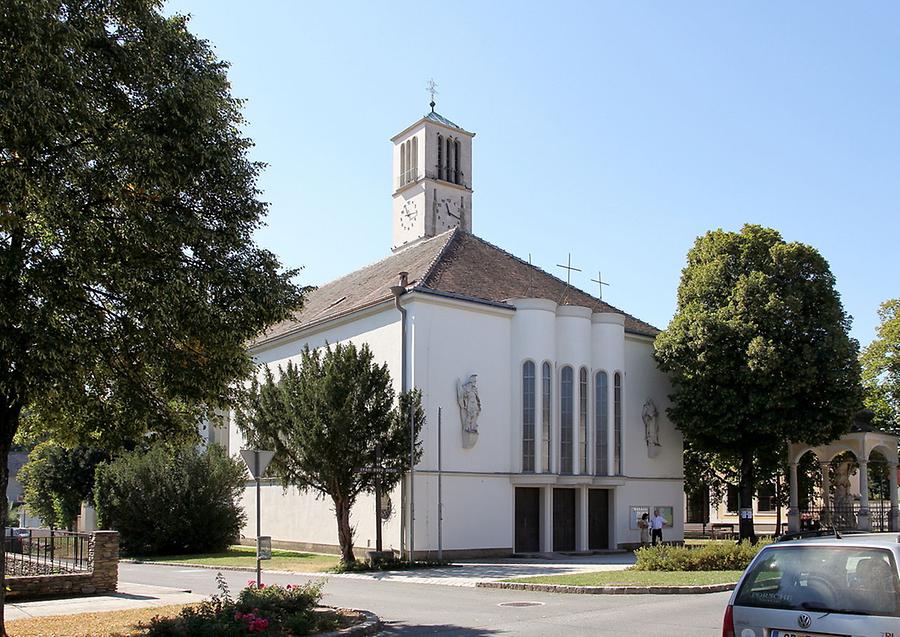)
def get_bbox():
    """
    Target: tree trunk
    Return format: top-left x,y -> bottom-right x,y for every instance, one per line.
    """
775,473 -> 782,537
0,401 -> 21,637
739,449 -> 757,542
333,496 -> 355,564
